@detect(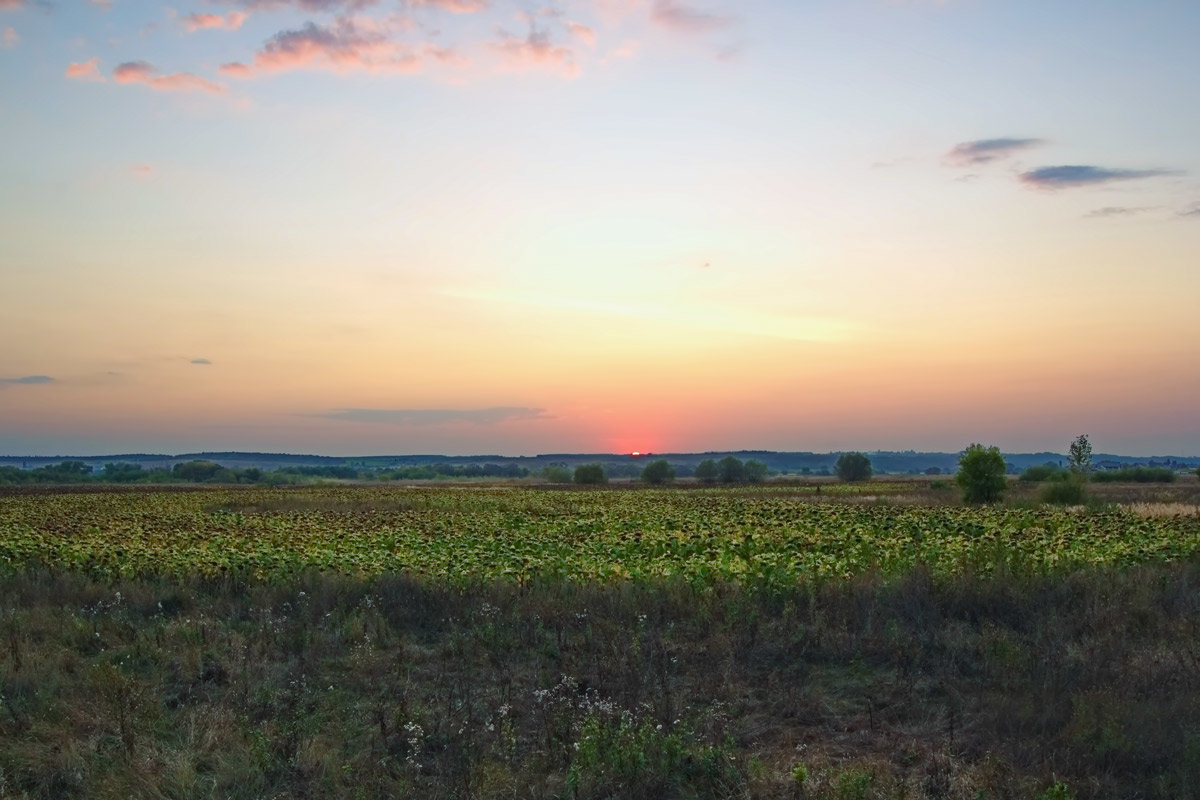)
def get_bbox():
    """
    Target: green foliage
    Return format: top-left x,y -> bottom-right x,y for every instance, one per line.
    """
542,465 -> 573,483
744,459 -> 768,483
1037,781 -> 1075,800
574,463 -> 607,485
172,460 -> 226,482
694,459 -> 717,484
640,459 -> 676,485
1068,434 -> 1093,477
956,444 -> 1008,504
835,452 -> 873,482
717,456 -> 745,484
1092,466 -> 1177,483
1039,478 -> 1087,505
1020,464 -> 1069,483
